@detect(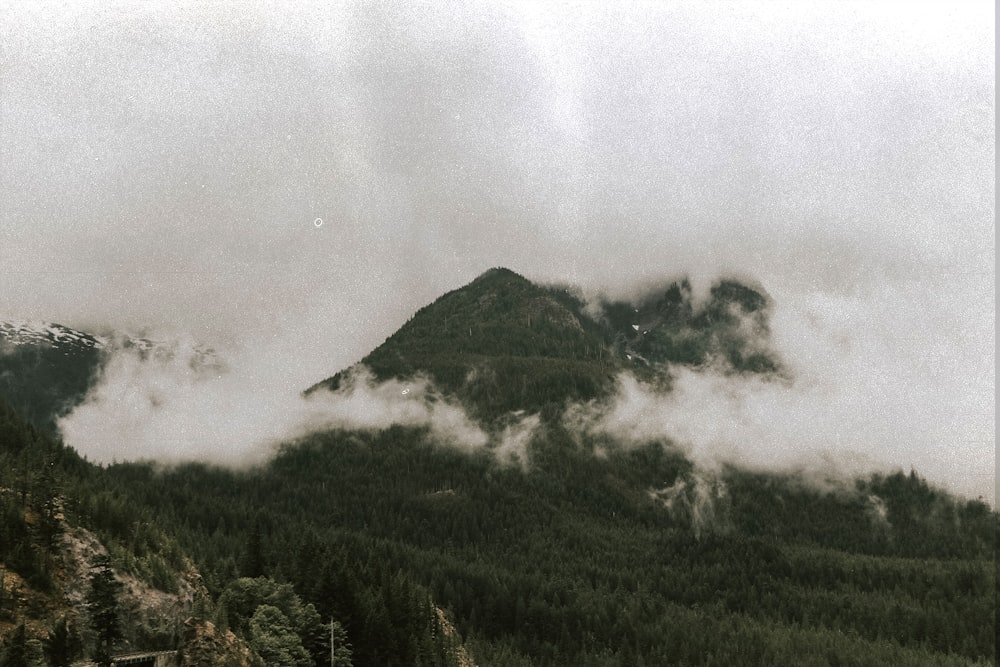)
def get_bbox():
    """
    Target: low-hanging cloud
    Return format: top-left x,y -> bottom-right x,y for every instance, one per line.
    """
2,3 -> 991,499
57,337 -> 323,466
57,344 -> 492,465
300,367 -> 489,451
57,345 -> 545,468
494,413 -> 542,470
567,263 -> 994,503
648,472 -> 731,541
